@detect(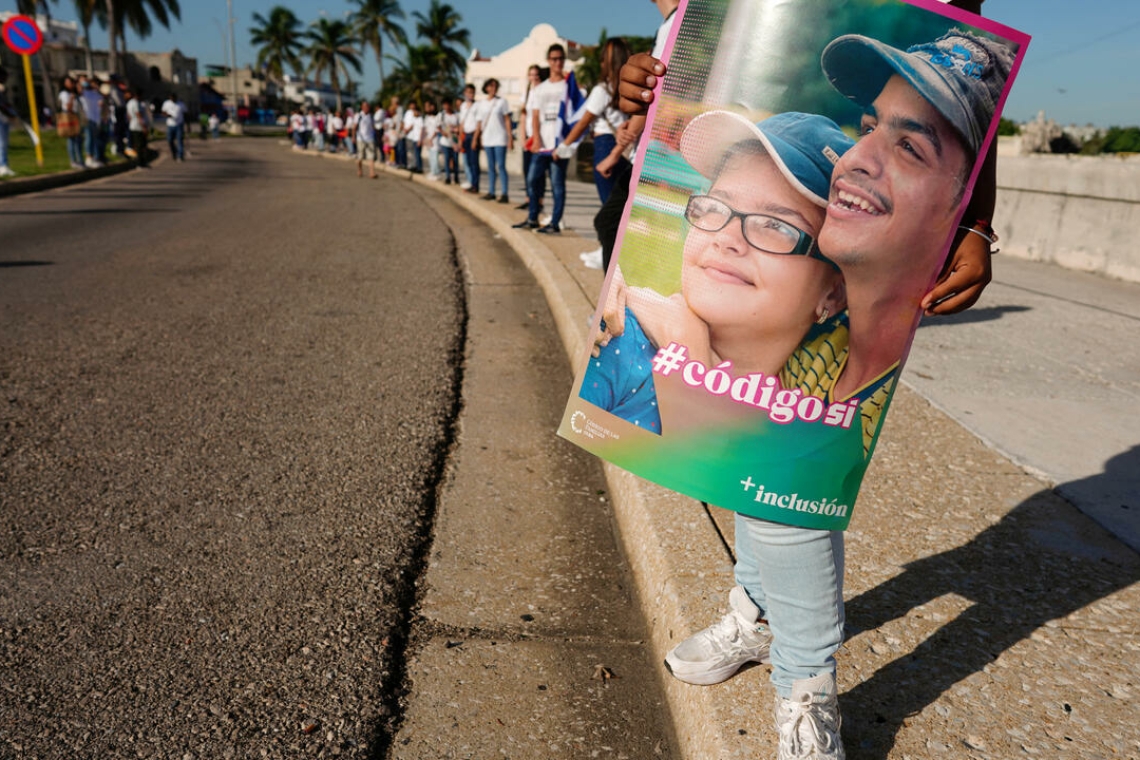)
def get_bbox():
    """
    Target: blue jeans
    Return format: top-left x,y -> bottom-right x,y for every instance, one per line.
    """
167,123 -> 184,160
484,145 -> 507,197
0,121 -> 9,168
67,134 -> 83,165
526,153 -> 567,227
592,133 -> 630,204
442,145 -> 459,182
733,513 -> 845,698
462,132 -> 479,189
406,138 -> 422,172
395,135 -> 406,167
84,122 -> 100,162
